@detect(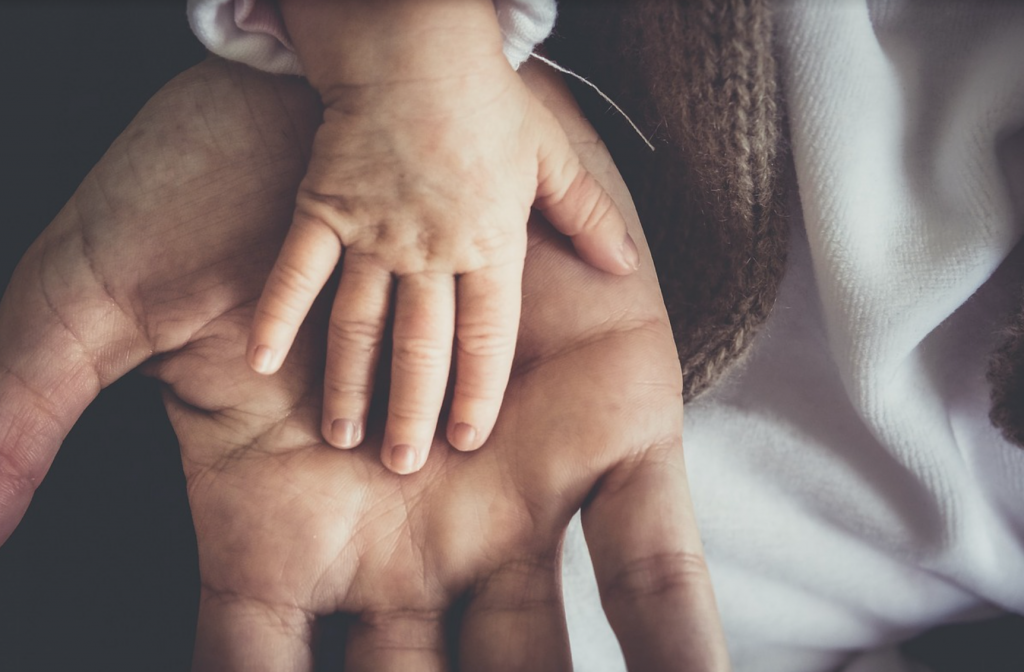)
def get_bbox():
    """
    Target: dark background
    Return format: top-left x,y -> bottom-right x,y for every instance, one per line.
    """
0,3 -> 204,671
0,2 -> 1021,671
